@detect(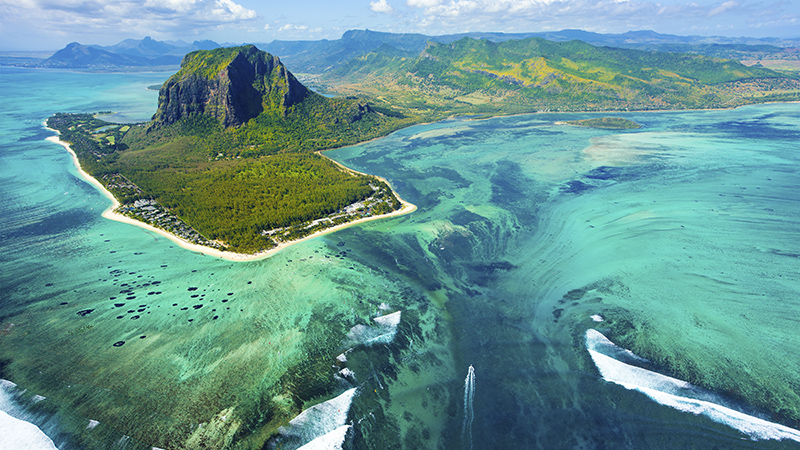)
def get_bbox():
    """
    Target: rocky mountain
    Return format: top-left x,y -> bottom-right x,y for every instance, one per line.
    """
39,42 -> 181,69
35,37 -> 222,69
48,44 -> 412,254
152,45 -> 310,128
100,36 -> 221,57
